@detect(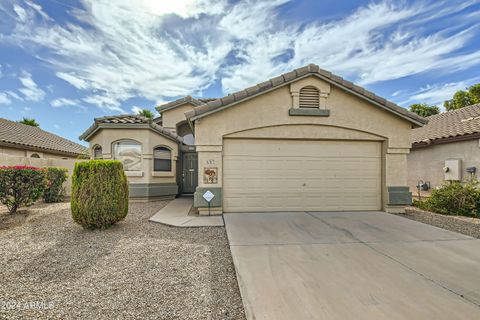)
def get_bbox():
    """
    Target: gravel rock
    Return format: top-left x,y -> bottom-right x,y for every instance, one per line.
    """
0,201 -> 246,320
394,207 -> 480,239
